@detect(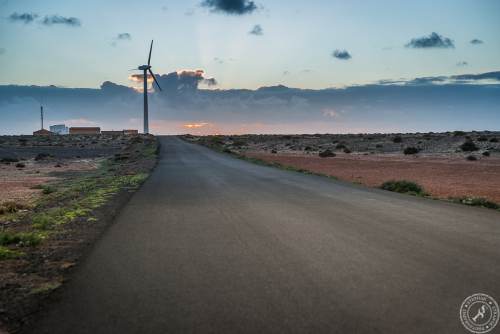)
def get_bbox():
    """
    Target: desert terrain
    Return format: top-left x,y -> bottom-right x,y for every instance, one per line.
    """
185,131 -> 500,205
0,134 -> 158,332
